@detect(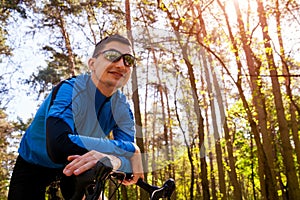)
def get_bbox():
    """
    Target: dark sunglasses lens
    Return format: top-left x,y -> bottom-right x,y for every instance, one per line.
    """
103,51 -> 122,62
103,50 -> 135,67
123,55 -> 135,67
